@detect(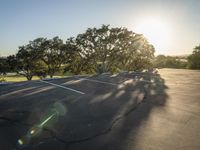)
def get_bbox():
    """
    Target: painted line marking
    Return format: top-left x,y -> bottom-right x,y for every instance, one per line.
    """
76,77 -> 118,86
40,80 -> 85,95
